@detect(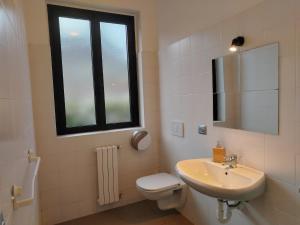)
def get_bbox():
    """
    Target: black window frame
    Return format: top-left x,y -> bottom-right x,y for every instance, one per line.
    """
47,5 -> 140,135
